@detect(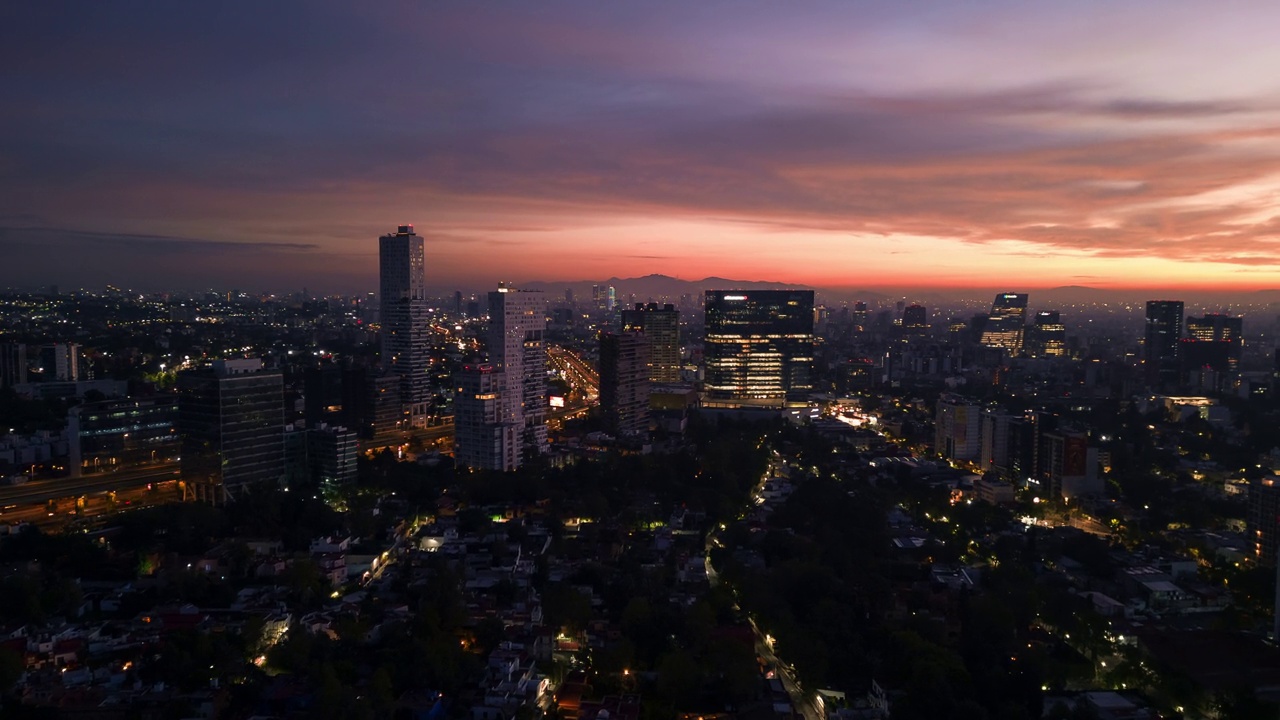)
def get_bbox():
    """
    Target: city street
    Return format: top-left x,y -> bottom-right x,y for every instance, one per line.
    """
704,456 -> 822,720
